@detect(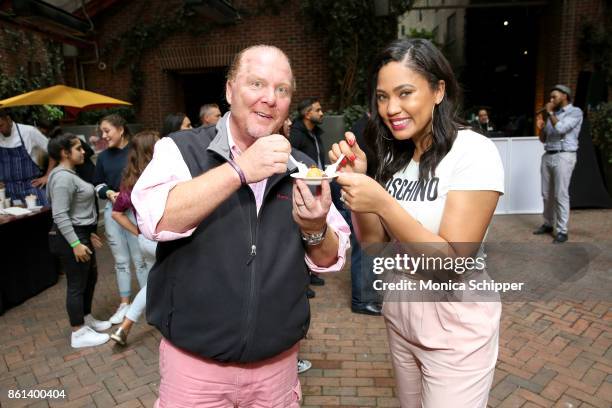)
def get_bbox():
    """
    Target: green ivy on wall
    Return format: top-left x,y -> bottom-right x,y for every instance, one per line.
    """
591,102 -> 612,164
101,4 -> 220,108
0,38 -> 64,124
301,0 -> 413,110
580,21 -> 612,86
